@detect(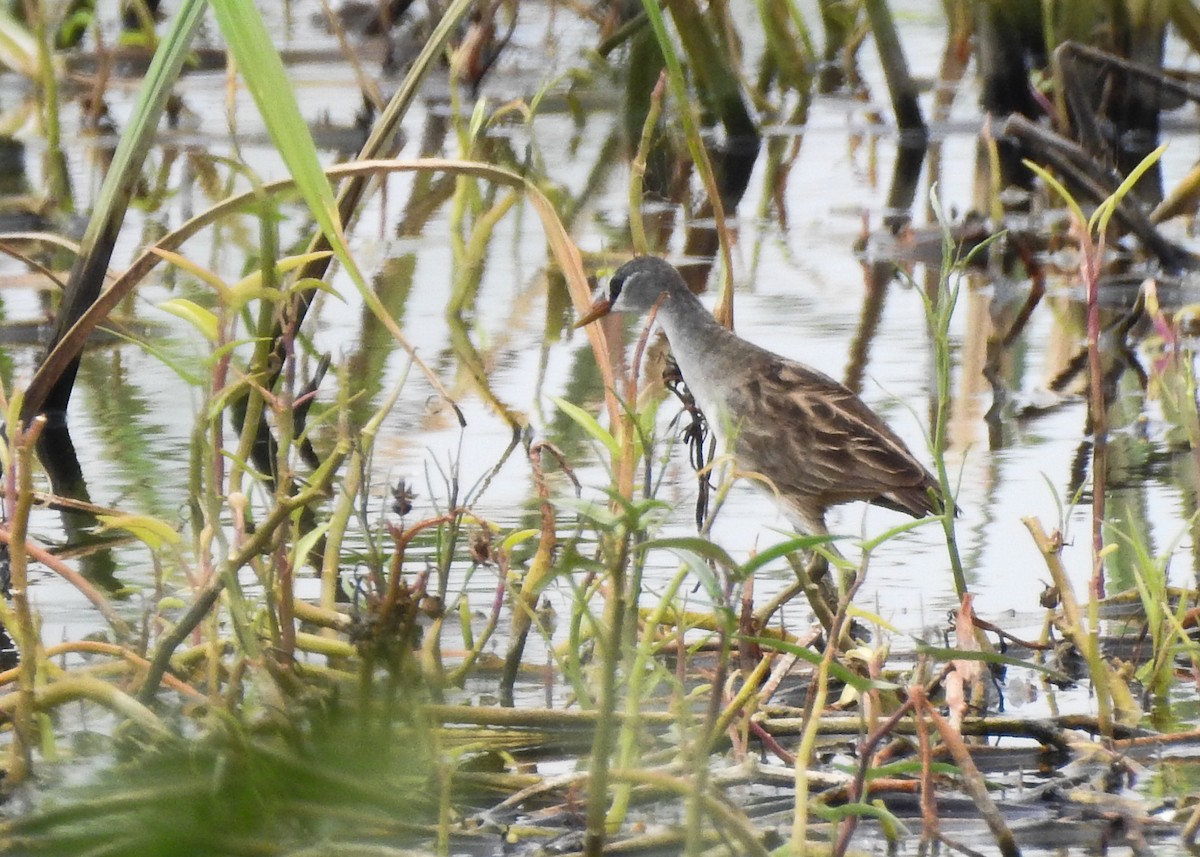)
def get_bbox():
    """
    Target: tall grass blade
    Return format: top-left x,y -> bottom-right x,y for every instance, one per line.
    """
24,0 -> 208,420
210,1 -> 344,250
0,7 -> 38,77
